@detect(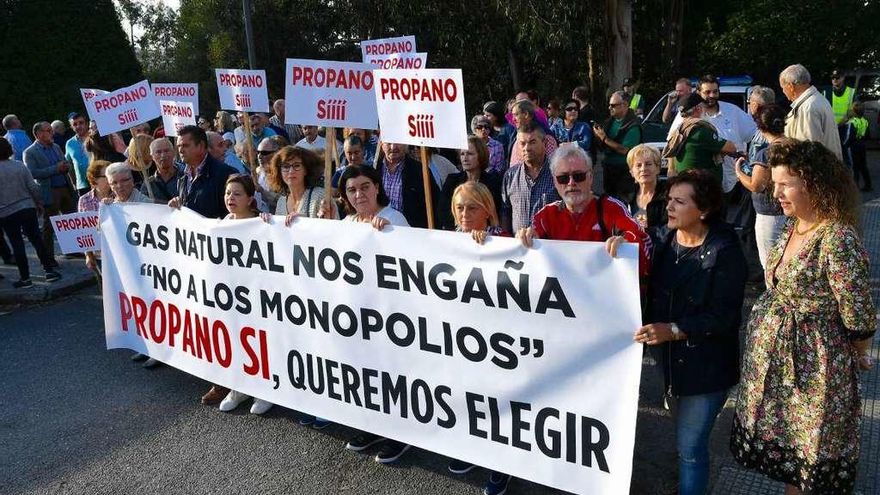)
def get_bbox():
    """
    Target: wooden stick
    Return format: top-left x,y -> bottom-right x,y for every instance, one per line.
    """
324,126 -> 335,197
419,145 -> 435,229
